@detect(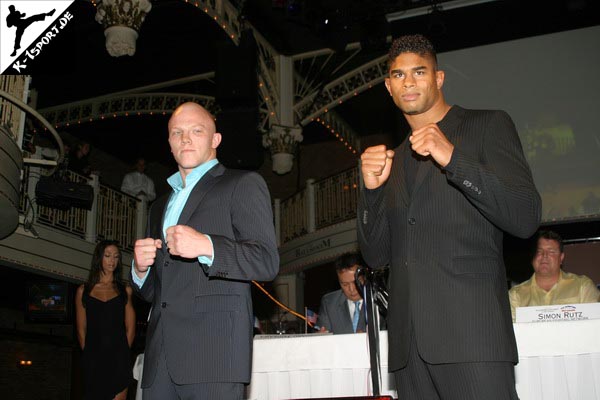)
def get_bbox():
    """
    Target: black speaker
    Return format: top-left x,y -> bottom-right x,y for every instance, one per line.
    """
216,29 -> 258,108
216,107 -> 264,170
35,176 -> 94,210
